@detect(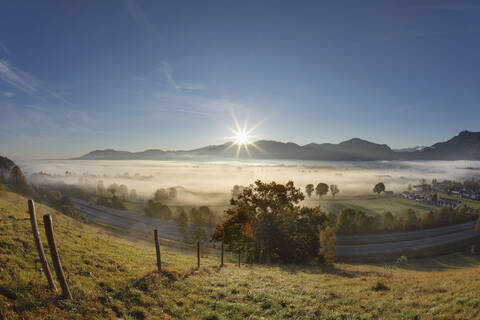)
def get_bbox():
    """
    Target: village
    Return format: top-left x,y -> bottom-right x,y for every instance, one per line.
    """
401,179 -> 480,209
